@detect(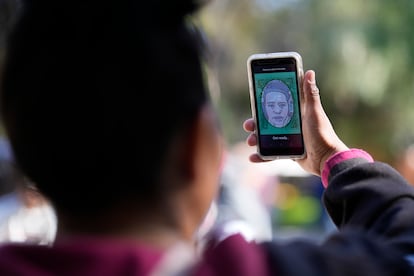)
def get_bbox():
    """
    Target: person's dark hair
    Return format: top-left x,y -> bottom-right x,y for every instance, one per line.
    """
0,0 -> 210,215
